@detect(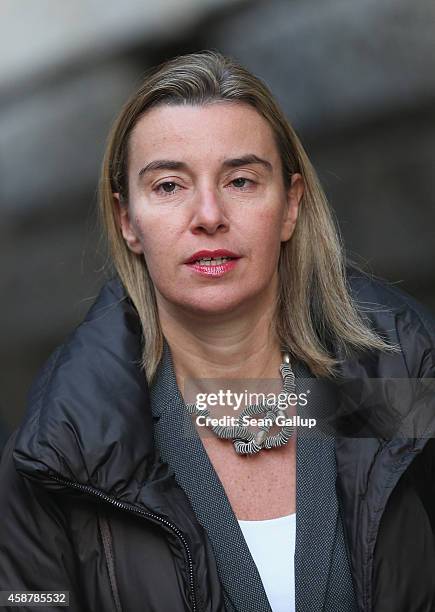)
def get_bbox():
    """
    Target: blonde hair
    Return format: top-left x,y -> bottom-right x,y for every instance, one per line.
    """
98,50 -> 397,382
